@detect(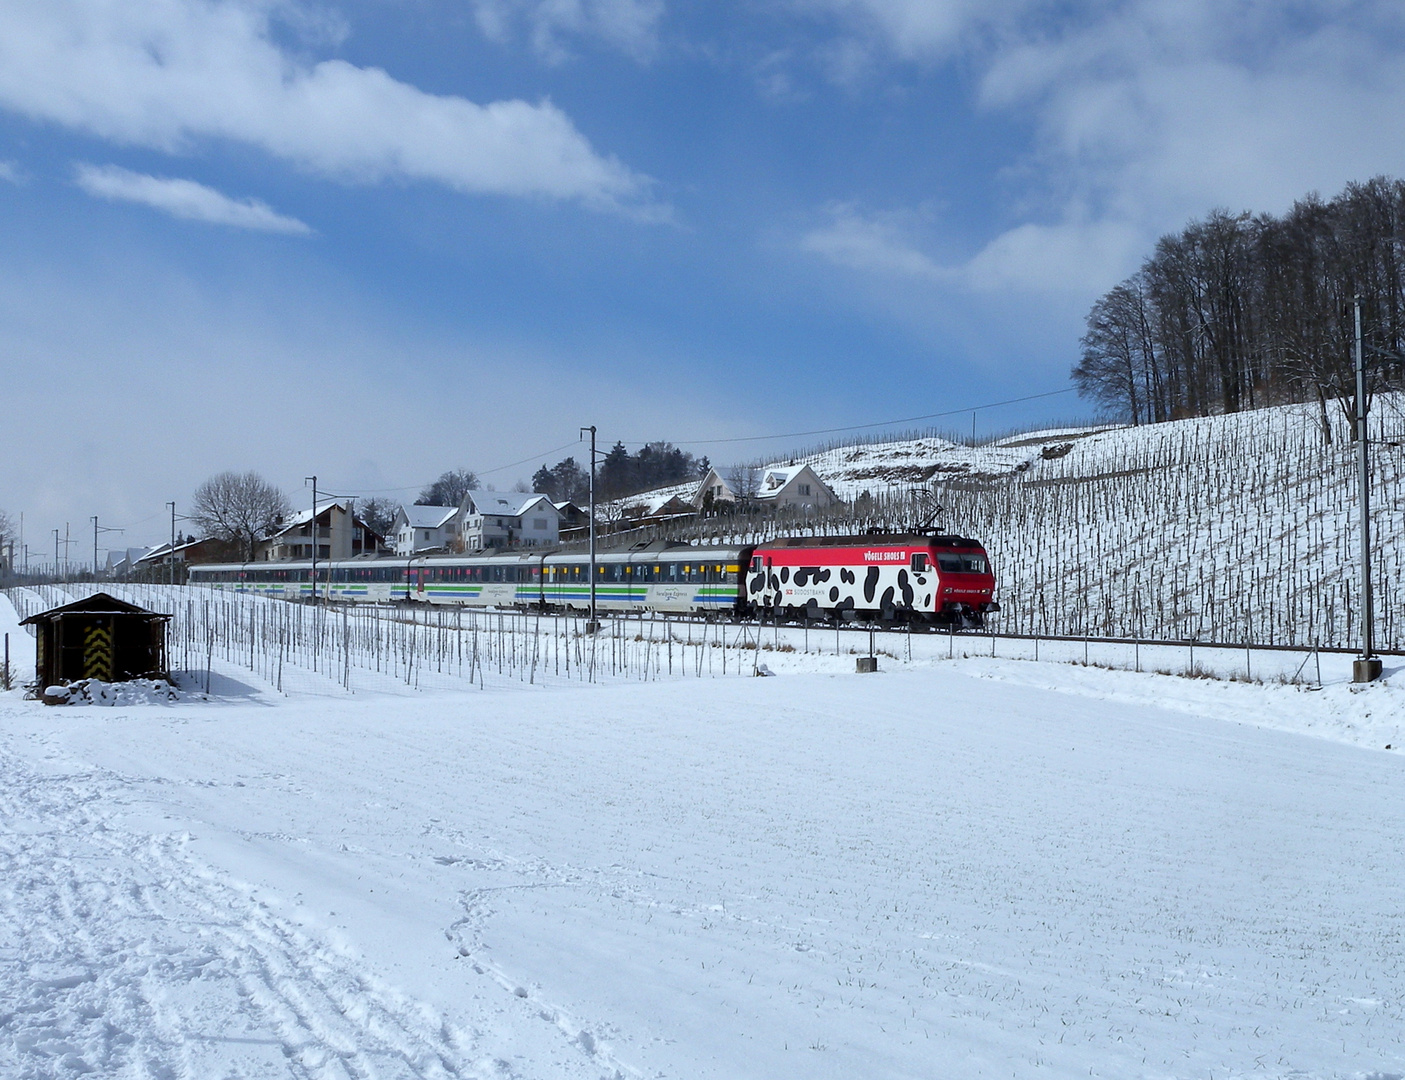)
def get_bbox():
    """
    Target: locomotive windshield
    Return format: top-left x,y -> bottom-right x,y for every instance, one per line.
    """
937,552 -> 988,574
